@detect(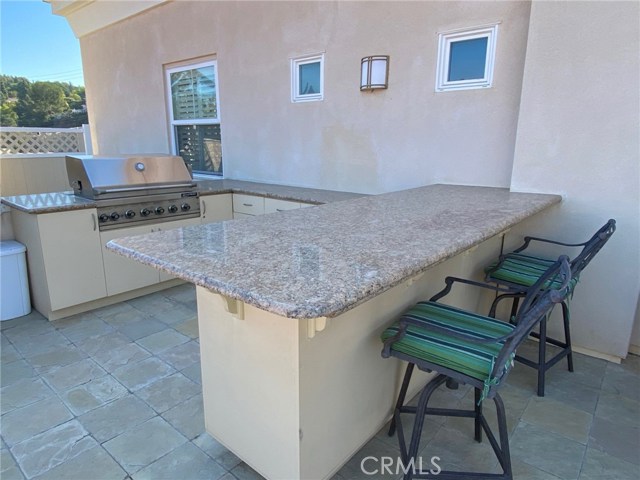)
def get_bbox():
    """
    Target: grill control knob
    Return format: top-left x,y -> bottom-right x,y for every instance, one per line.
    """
181,203 -> 191,211
140,208 -> 151,217
99,214 -> 109,223
110,212 -> 120,221
155,207 -> 165,215
168,205 -> 178,213
124,210 -> 136,219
